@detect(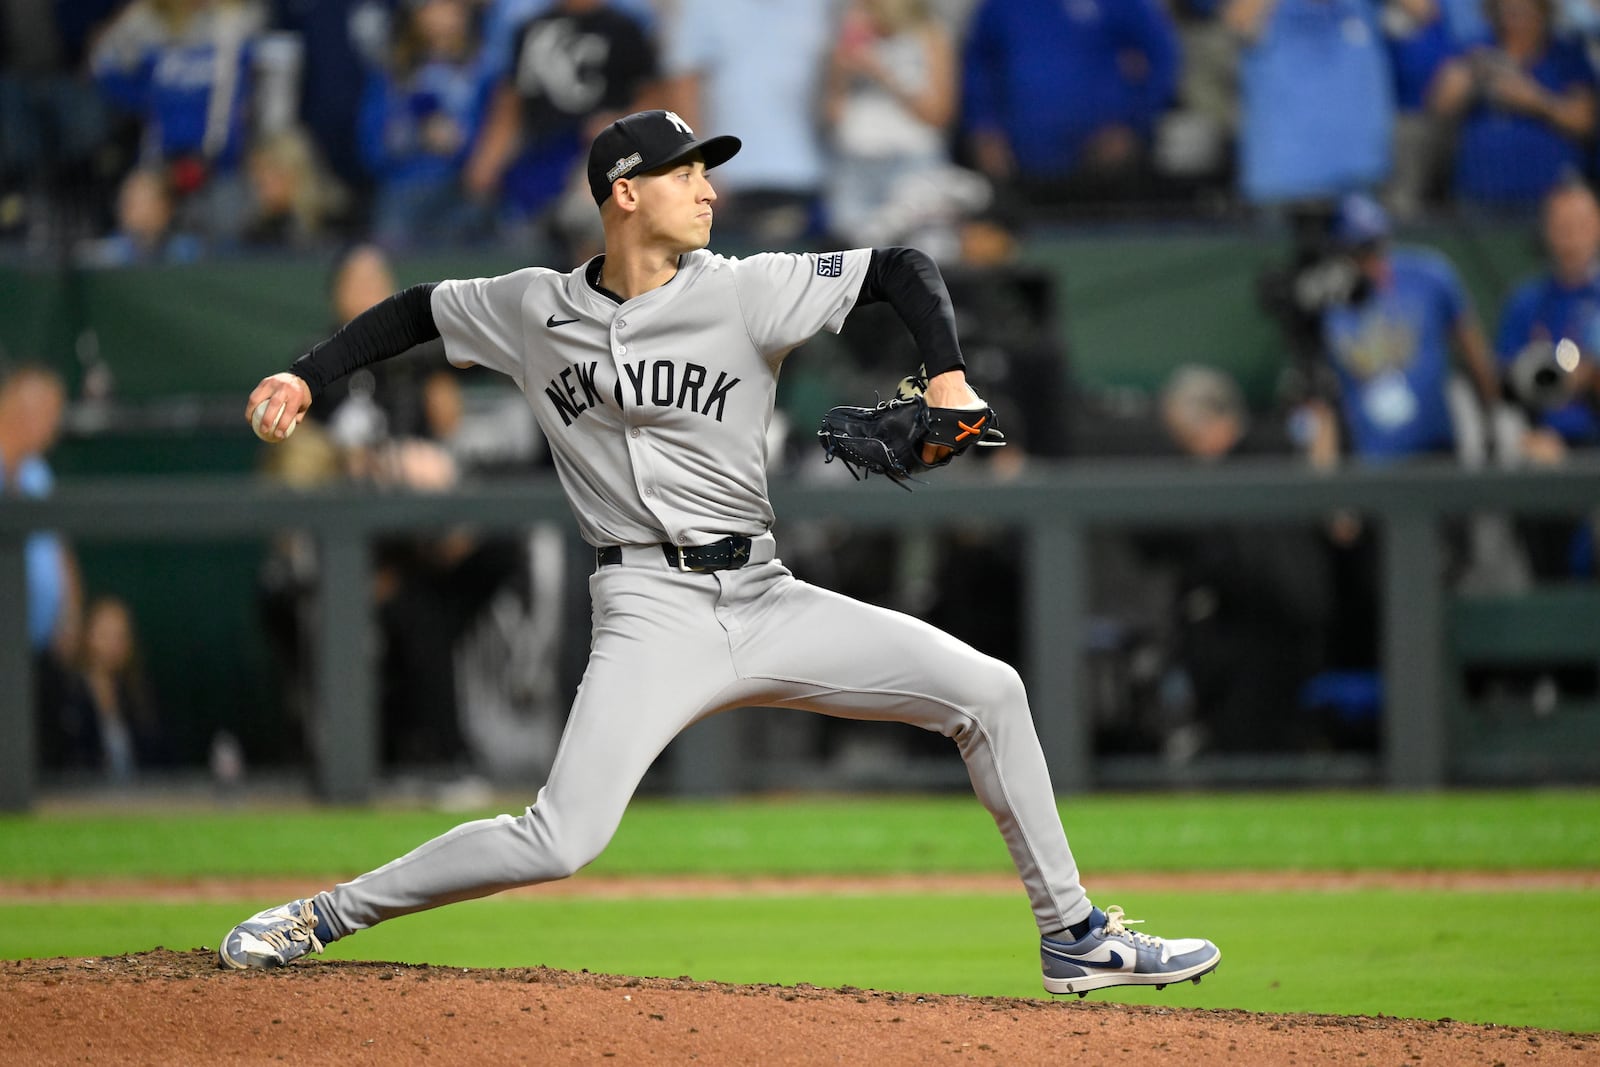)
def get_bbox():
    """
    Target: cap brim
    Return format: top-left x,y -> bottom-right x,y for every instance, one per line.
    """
656,134 -> 741,174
